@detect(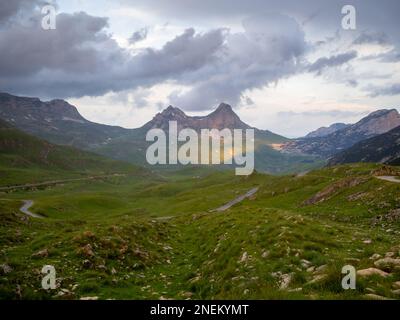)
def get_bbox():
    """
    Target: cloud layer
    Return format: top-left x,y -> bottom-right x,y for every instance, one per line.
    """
0,0 -> 399,113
